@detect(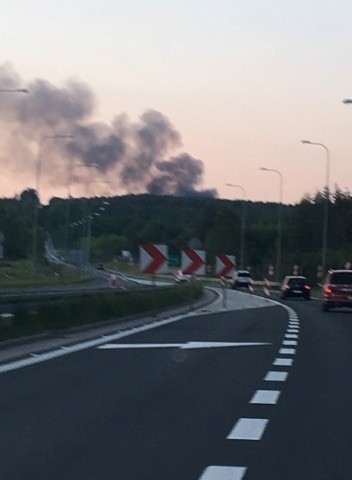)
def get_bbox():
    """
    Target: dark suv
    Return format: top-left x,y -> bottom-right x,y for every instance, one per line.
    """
322,269 -> 352,311
281,276 -> 311,300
